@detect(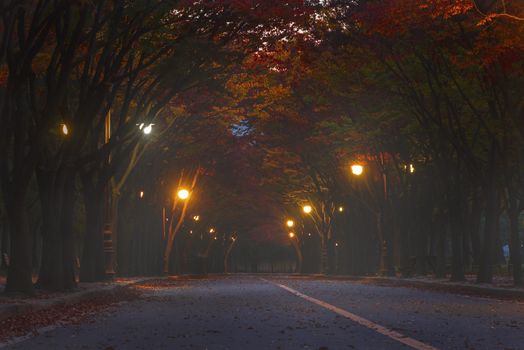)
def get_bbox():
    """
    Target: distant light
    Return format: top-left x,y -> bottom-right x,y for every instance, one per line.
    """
61,124 -> 69,135
288,232 -> 295,238
209,228 -> 215,234
177,189 -> 189,200
303,205 -> 312,214
286,219 -> 294,228
409,164 -> 415,173
139,191 -> 144,199
143,124 -> 153,135
193,215 -> 200,221
308,233 -> 312,237
214,236 -> 218,240
335,242 -> 339,247
189,230 -> 193,234
351,164 -> 363,176
338,206 -> 344,212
